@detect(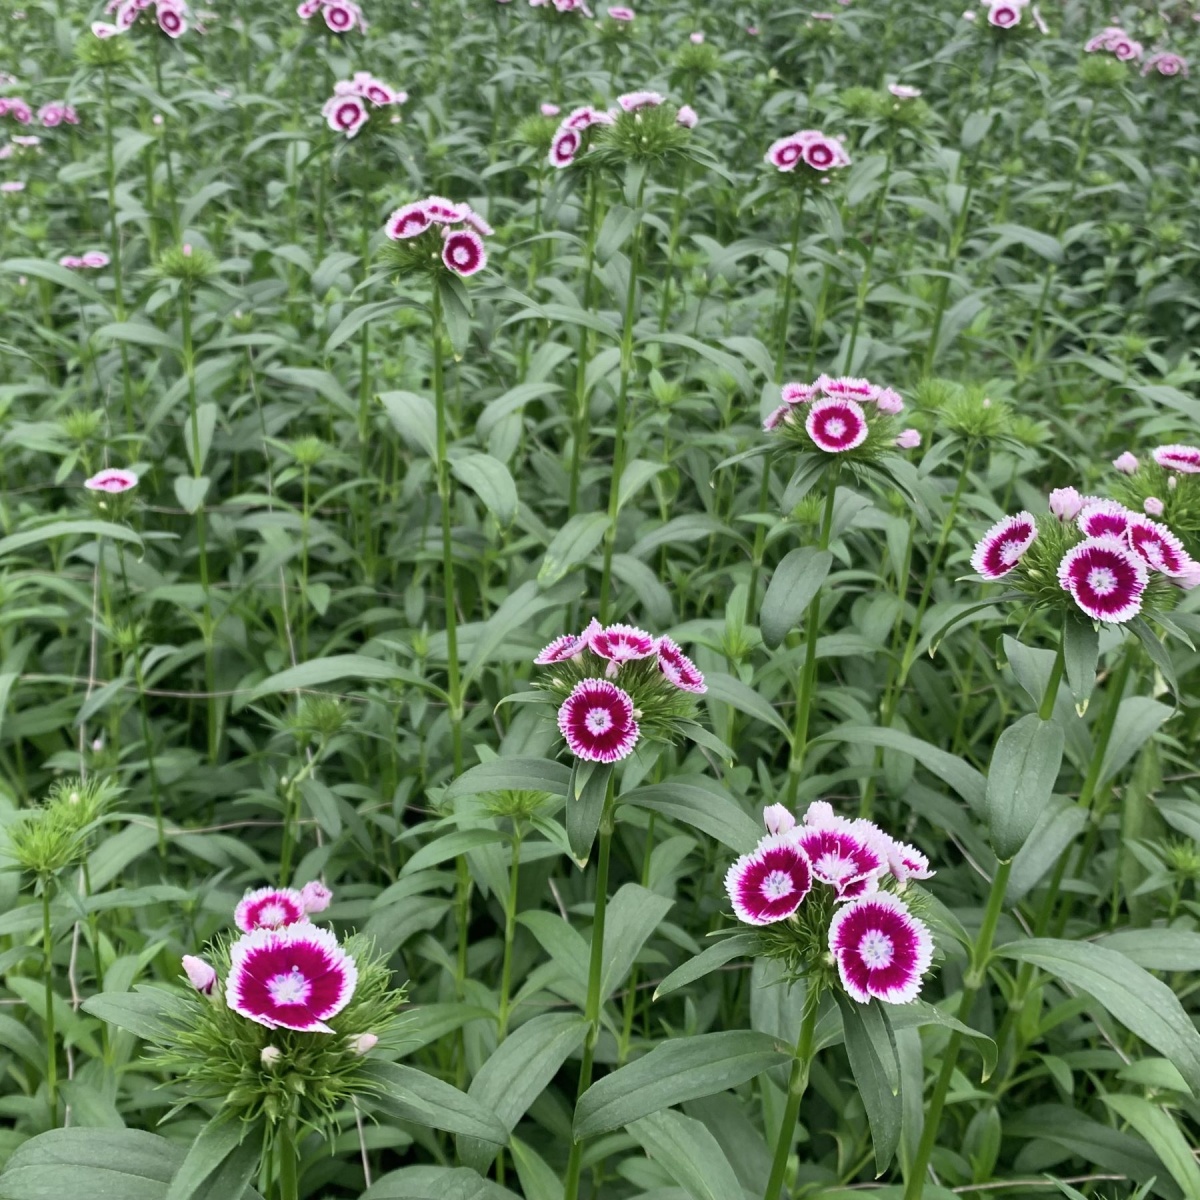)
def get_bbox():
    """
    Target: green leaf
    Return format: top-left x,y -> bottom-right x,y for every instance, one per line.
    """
462,579 -> 578,691
538,513 -> 609,586
835,993 -> 901,1174
1095,928 -> 1200,972
362,1166 -> 521,1200
1005,798 -> 1087,904
601,884 -> 673,1000
82,988 -> 189,1041
0,520 -> 143,561
621,778 -> 761,853
1099,698 -> 1171,784
888,1001 -> 997,1081
984,715 -> 1064,862
173,475 -> 211,515
359,1062 -> 508,1143
1,256 -> 104,303
451,453 -> 518,525
1102,1094 -> 1200,1199
703,672 -> 789,736
403,830 -> 508,875
325,299 -> 407,354
1062,619 -> 1099,708
379,390 -> 437,458
567,760 -> 611,865
250,654 -> 404,699
999,938 -> 1200,1095
457,1014 -> 588,1173
95,321 -> 180,351
626,1110 -> 744,1200
759,548 -> 833,649
445,757 -> 571,800
654,931 -> 759,1000
574,1031 -> 790,1139
165,1117 -> 258,1200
